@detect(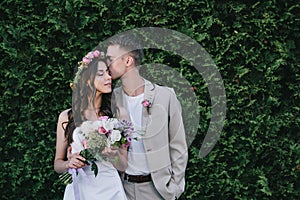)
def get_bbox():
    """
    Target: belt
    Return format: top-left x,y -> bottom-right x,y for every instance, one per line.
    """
124,173 -> 152,183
